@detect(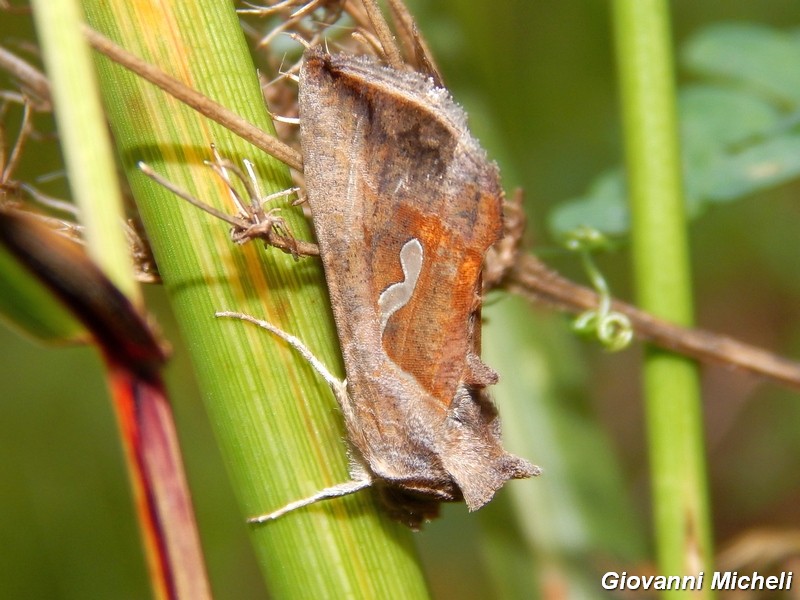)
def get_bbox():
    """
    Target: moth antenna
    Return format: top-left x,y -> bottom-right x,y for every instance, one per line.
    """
247,478 -> 372,524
